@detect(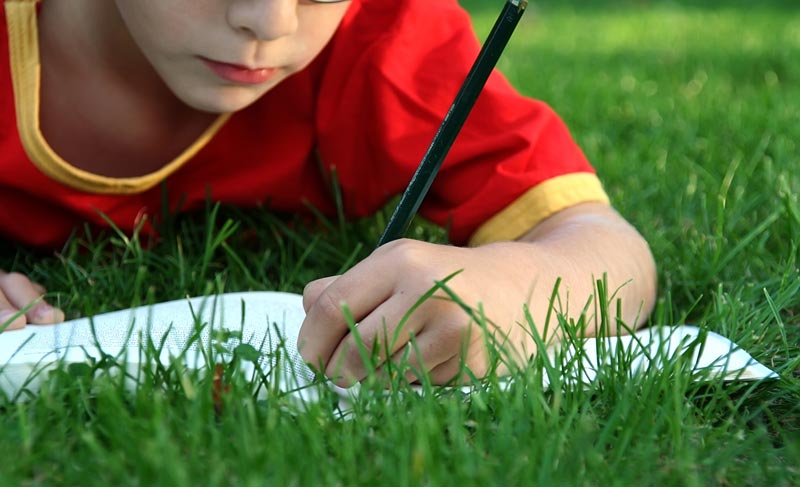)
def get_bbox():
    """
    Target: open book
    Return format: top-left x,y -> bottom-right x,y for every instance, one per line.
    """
0,292 -> 320,402
0,292 -> 777,400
